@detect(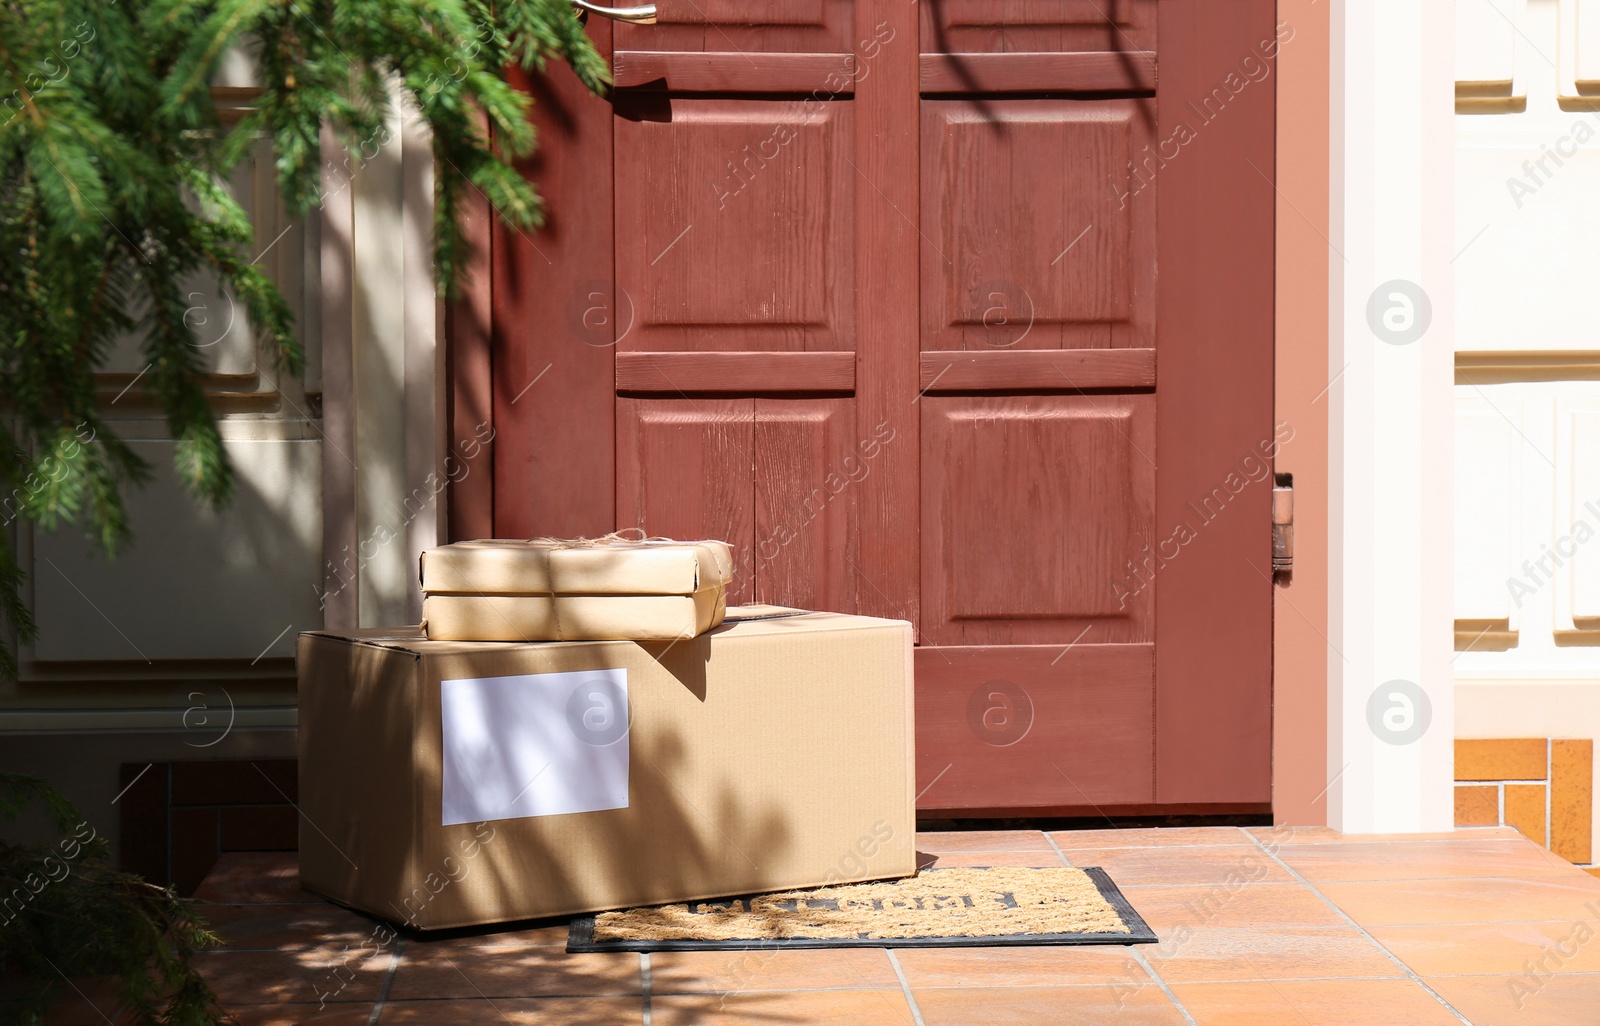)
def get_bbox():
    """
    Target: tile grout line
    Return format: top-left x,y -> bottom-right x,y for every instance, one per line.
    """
980,833 -> 1528,854
365,935 -> 404,1026
1125,945 -> 1200,1026
1396,969 -> 1600,979
640,952 -> 652,1026
1238,827 -> 1475,1025
1547,738 -> 1554,850
1117,870 -> 1588,889
1043,830 -> 1073,866
884,949 -> 929,1026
